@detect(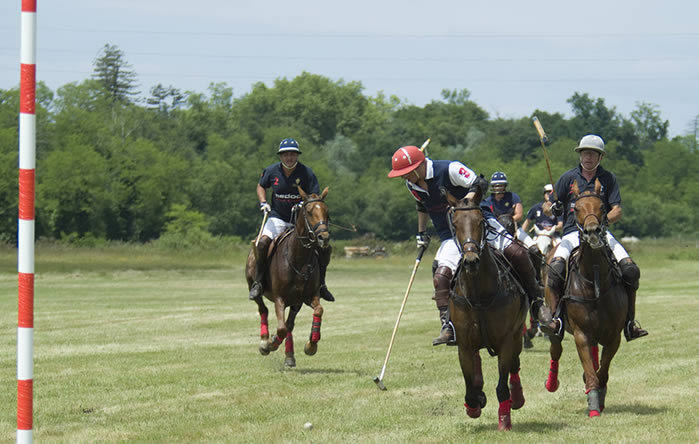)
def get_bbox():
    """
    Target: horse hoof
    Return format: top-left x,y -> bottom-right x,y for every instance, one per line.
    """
258,341 -> 270,356
284,355 -> 296,368
545,378 -> 559,393
304,341 -> 318,356
465,402 -> 481,418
